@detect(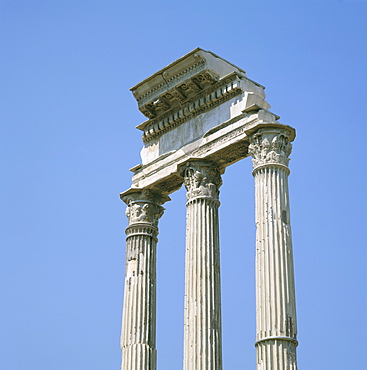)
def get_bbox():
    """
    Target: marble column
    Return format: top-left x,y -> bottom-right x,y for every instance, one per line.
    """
182,161 -> 223,370
120,189 -> 167,370
248,126 -> 298,370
